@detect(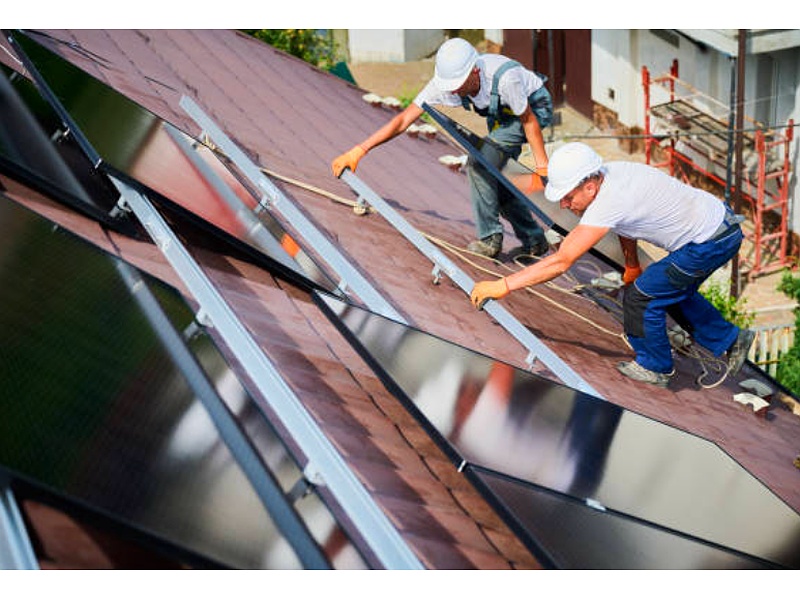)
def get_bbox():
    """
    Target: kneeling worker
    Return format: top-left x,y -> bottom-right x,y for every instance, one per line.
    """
332,37 -> 553,259
470,142 -> 755,388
